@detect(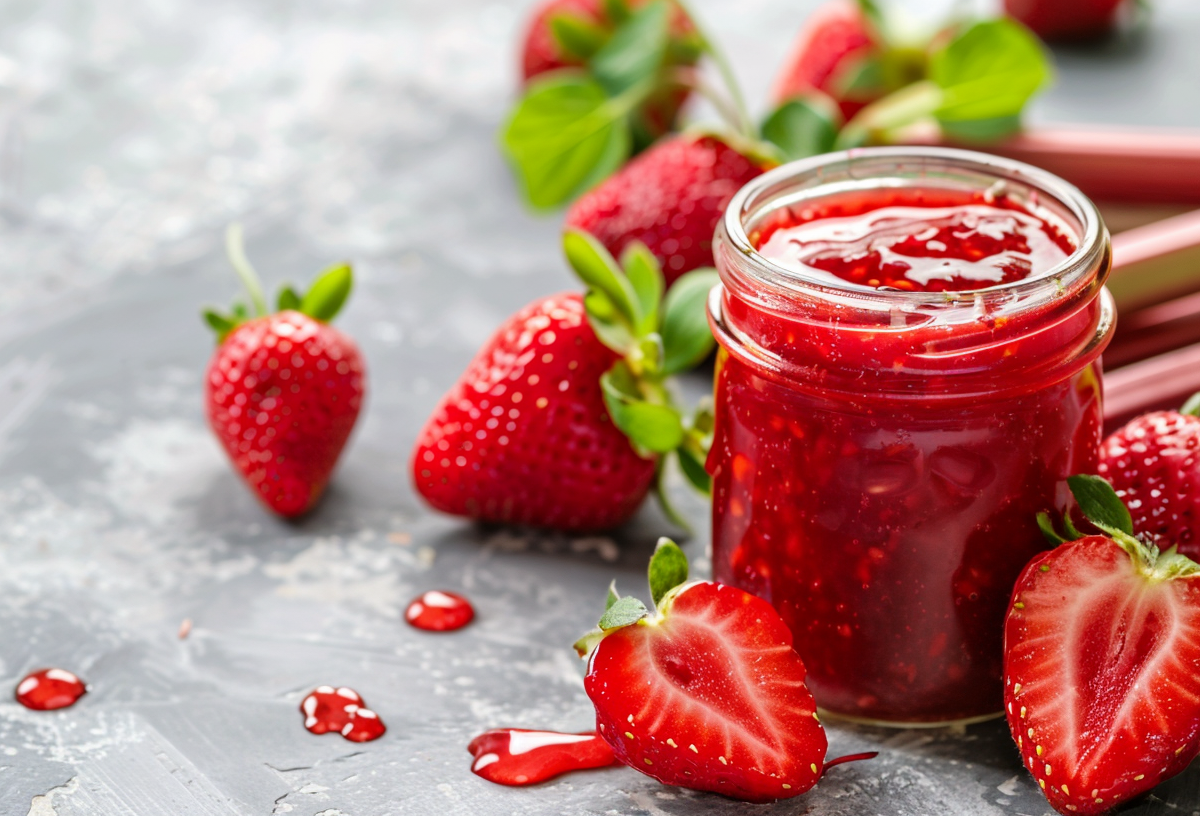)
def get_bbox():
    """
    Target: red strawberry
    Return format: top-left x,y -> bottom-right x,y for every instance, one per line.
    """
518,0 -> 701,145
576,539 -> 874,802
203,225 -> 364,518
1006,475 -> 1200,815
564,134 -> 770,285
1098,397 -> 1200,558
412,231 -> 718,532
771,0 -> 880,122
1004,0 -> 1127,42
